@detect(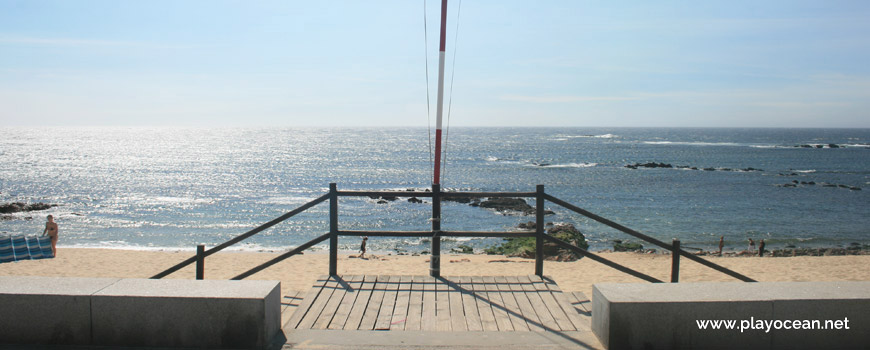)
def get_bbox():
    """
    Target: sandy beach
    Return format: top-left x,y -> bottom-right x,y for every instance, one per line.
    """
2,248 -> 869,298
